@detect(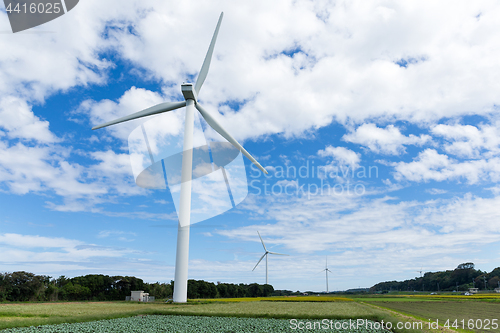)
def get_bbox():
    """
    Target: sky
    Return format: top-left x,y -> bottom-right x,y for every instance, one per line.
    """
1,0 -> 500,293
